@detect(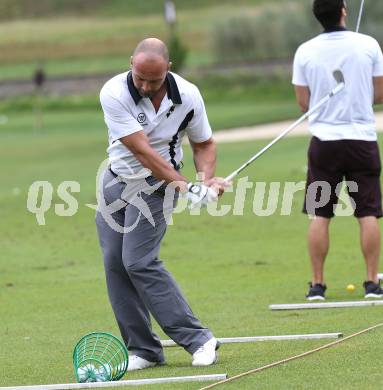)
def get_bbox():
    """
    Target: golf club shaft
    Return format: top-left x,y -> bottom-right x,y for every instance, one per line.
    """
225,82 -> 345,182
356,0 -> 365,33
